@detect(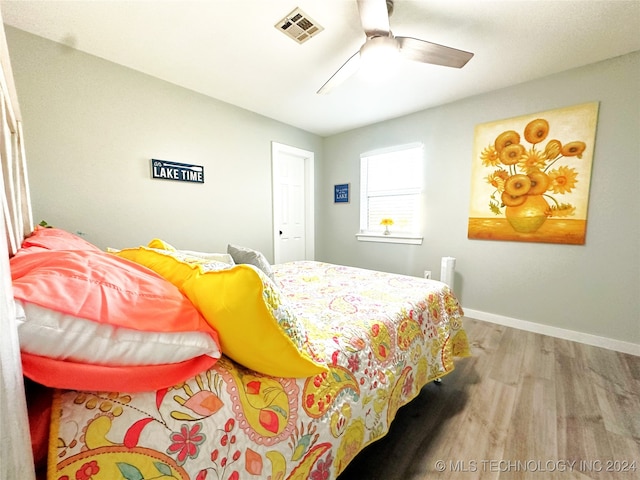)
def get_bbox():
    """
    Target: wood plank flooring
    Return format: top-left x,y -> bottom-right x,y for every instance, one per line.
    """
337,317 -> 640,480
